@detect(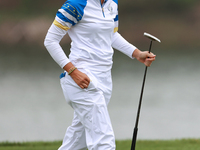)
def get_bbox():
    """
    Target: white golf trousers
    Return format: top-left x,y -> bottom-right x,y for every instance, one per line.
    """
59,68 -> 115,150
